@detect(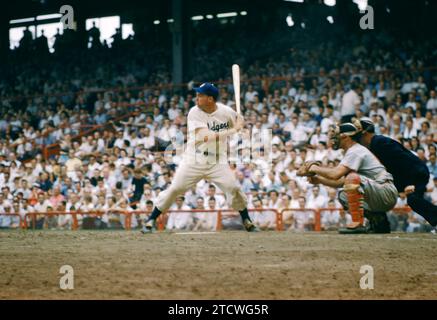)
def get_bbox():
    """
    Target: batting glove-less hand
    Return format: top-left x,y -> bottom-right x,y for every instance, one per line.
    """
296,161 -> 321,177
234,114 -> 245,131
